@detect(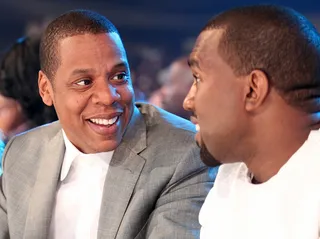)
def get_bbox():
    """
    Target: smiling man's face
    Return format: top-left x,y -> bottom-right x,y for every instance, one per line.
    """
39,32 -> 135,153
